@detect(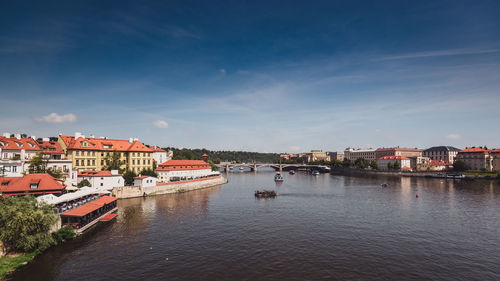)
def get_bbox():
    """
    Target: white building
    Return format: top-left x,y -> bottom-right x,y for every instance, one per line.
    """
377,156 -> 412,171
156,160 -> 219,182
0,134 -> 42,176
77,170 -> 124,190
151,146 -> 170,165
344,148 -> 377,161
133,176 -> 157,187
